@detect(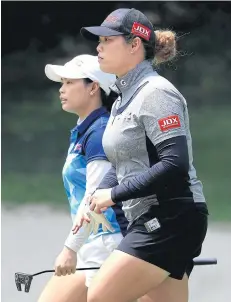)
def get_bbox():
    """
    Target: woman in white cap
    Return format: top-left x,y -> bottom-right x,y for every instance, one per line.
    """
75,8 -> 209,302
38,54 -> 128,302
